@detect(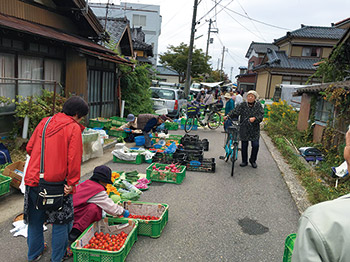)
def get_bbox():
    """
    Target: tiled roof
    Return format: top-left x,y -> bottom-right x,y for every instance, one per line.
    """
254,49 -> 319,71
295,80 -> 350,95
133,39 -> 153,56
274,26 -> 346,44
98,17 -> 128,45
156,65 -> 179,76
245,42 -> 278,58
